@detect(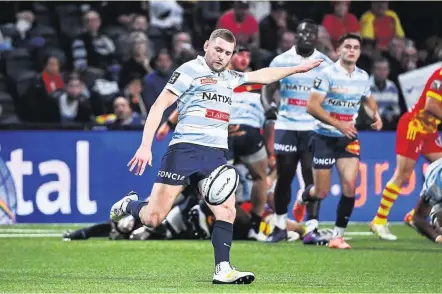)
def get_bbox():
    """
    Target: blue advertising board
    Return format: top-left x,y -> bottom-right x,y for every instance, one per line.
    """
0,131 -> 429,224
